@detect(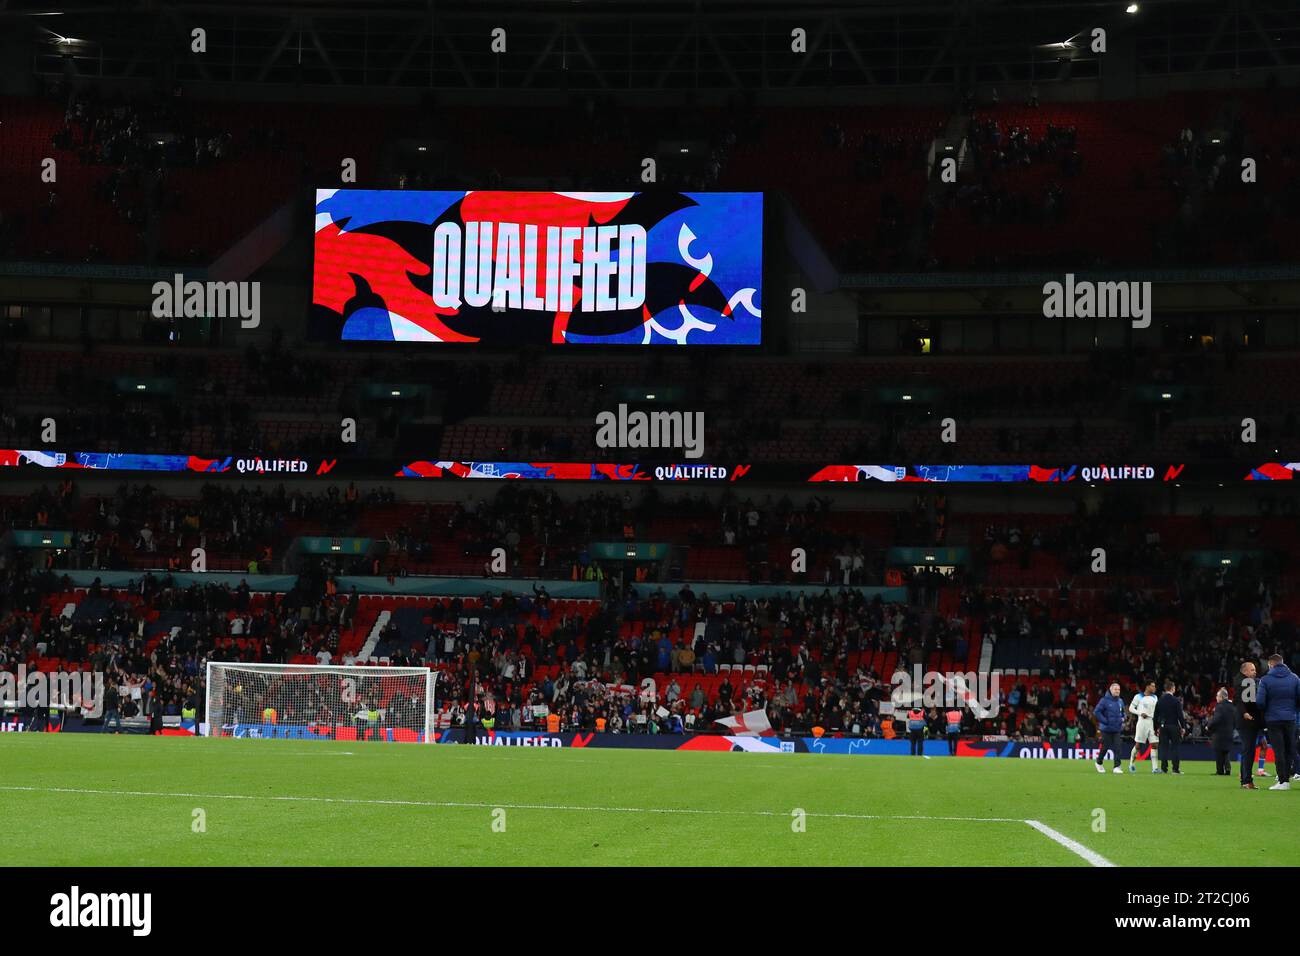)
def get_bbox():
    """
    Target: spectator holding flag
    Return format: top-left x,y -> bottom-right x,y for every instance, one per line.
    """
717,706 -> 772,736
